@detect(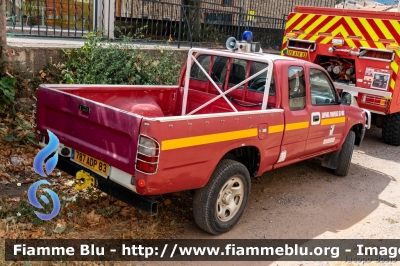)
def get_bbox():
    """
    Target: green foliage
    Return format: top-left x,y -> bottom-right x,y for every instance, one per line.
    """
0,76 -> 17,110
62,33 -> 182,85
